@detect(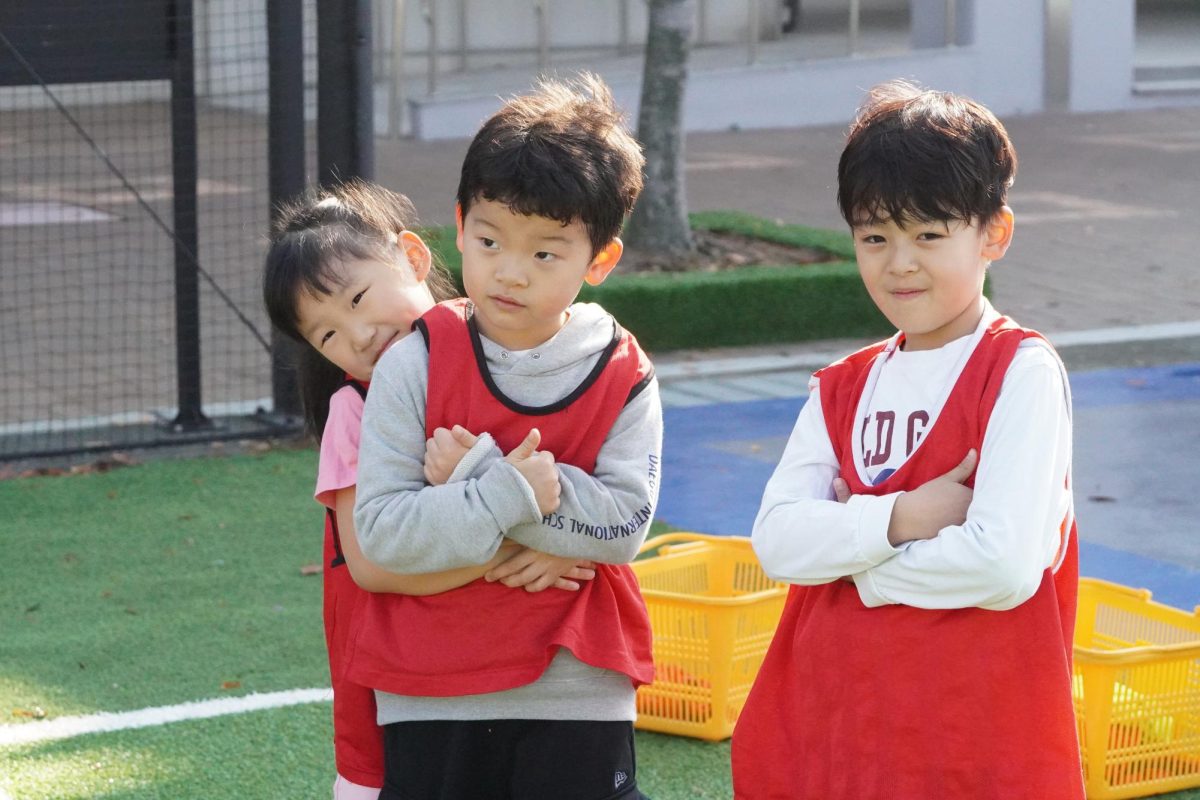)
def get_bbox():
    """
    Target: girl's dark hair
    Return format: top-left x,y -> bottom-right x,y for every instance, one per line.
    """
262,180 -> 456,439
456,73 -> 644,257
837,80 -> 1017,228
